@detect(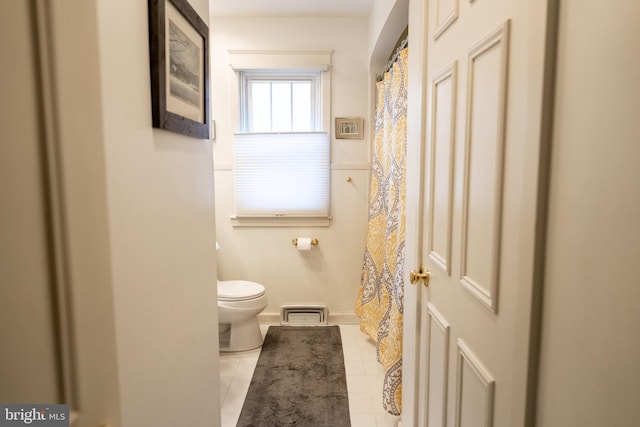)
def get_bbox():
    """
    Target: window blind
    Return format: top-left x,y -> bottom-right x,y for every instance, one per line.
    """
233,132 -> 330,217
